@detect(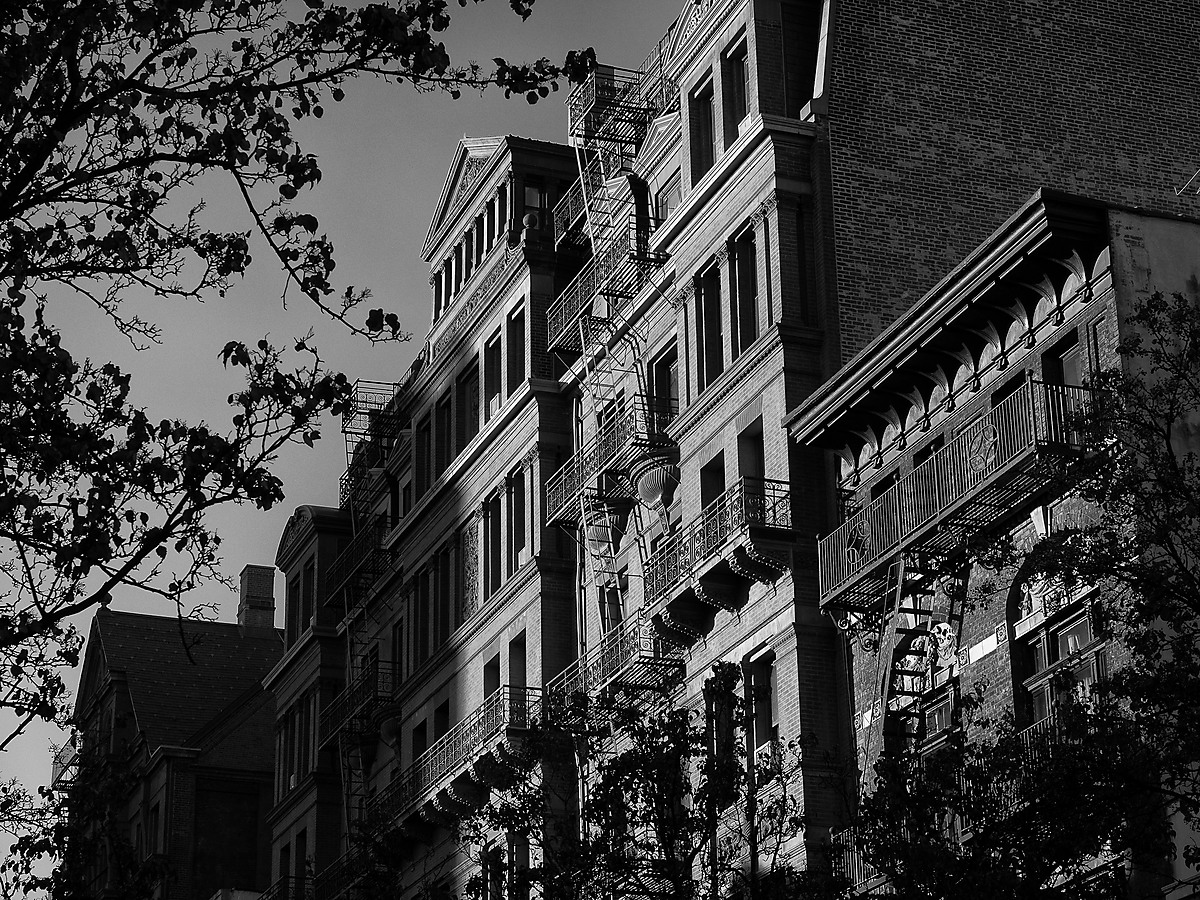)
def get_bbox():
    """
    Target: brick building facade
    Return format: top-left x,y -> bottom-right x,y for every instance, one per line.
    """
259,1 -> 1200,898
70,571 -> 283,900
